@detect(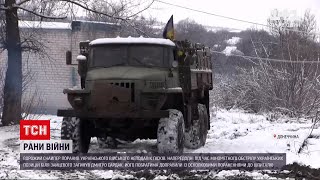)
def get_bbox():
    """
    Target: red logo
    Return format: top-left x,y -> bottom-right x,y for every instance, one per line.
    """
20,120 -> 50,140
